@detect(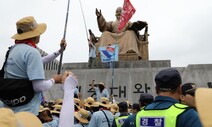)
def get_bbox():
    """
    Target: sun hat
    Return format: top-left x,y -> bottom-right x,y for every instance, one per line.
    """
155,68 -> 182,91
74,109 -> 90,124
195,88 -> 212,127
55,98 -> 63,105
99,82 -> 105,86
110,103 -> 119,114
11,16 -> 46,40
99,97 -> 110,108
39,105 -> 50,113
84,97 -> 99,108
181,83 -> 196,96
51,105 -> 62,115
74,98 -> 82,109
0,108 -> 42,127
